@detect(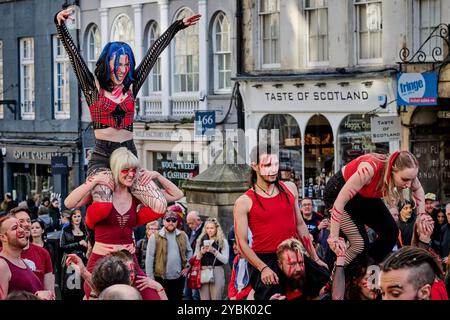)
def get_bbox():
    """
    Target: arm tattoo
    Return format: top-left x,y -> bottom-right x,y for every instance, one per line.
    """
131,178 -> 167,213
